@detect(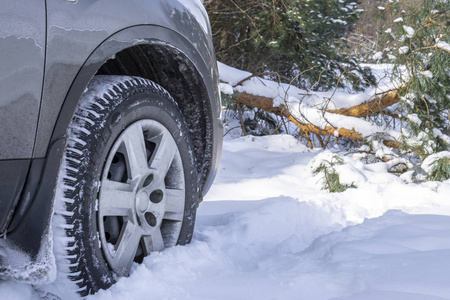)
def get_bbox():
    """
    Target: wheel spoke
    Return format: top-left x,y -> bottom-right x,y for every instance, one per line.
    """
149,130 -> 177,176
122,123 -> 149,179
164,188 -> 185,222
142,229 -> 165,254
99,180 -> 134,217
112,221 -> 142,274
